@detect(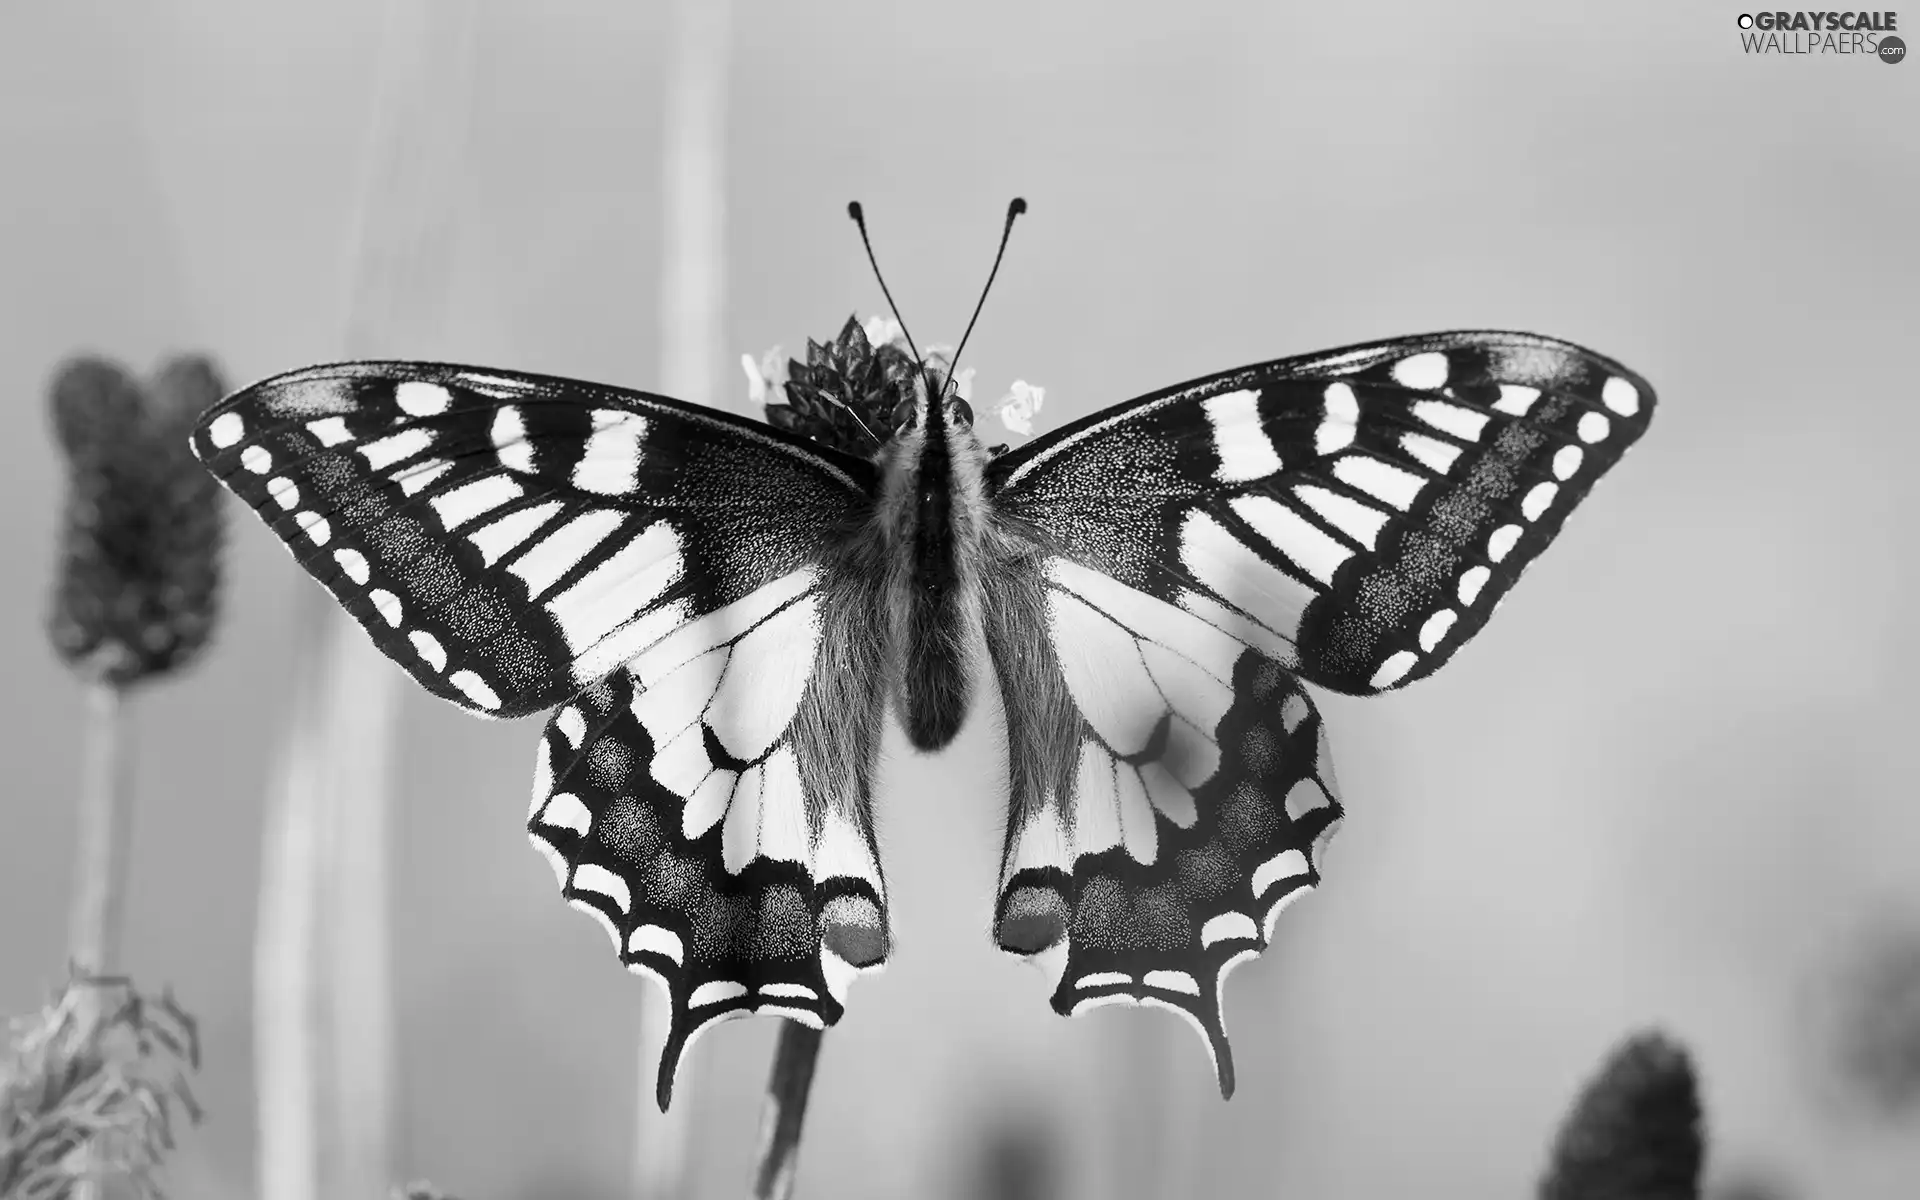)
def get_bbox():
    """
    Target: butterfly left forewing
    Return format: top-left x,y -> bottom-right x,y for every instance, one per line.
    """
192,361 -> 876,717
